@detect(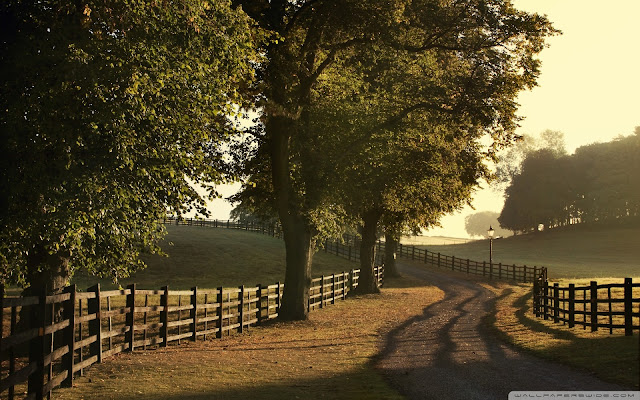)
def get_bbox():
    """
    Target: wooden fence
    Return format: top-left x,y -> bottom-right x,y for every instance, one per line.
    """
163,217 -> 545,283
0,267 -> 383,399
532,277 -> 640,335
